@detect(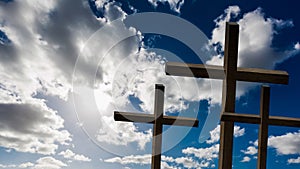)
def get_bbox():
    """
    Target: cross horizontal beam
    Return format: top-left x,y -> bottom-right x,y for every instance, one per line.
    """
221,112 -> 300,127
165,62 -> 289,84
114,111 -> 199,127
